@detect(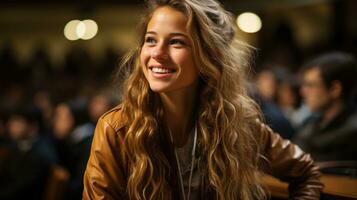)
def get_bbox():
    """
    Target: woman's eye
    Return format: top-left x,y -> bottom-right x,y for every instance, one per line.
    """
145,37 -> 156,44
170,39 -> 185,46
